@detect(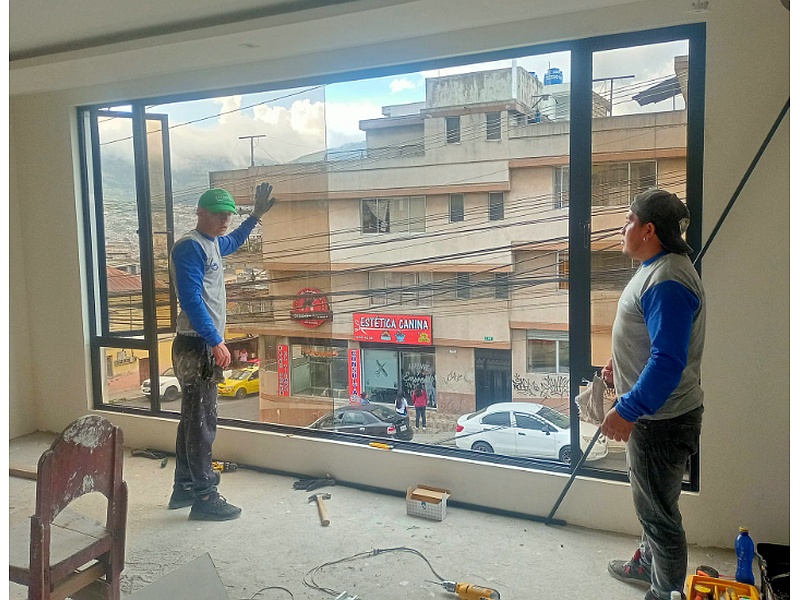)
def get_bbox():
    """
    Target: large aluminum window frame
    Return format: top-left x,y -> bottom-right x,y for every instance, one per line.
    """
78,24 -> 705,490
